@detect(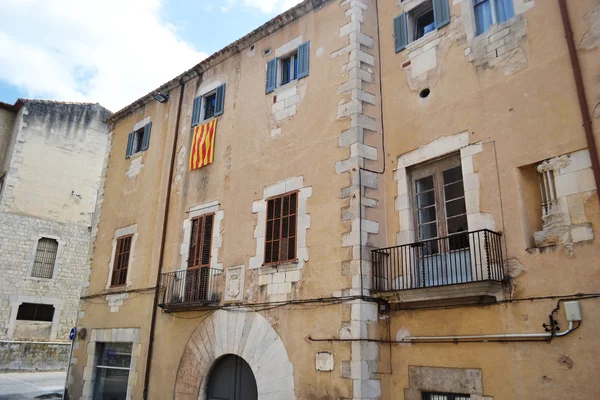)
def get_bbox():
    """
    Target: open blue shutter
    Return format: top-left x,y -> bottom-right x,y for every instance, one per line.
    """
125,132 -> 134,158
394,13 -> 408,53
297,41 -> 310,79
266,58 -> 278,94
141,122 -> 152,151
433,0 -> 451,29
214,84 -> 226,117
495,0 -> 515,23
191,96 -> 202,126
